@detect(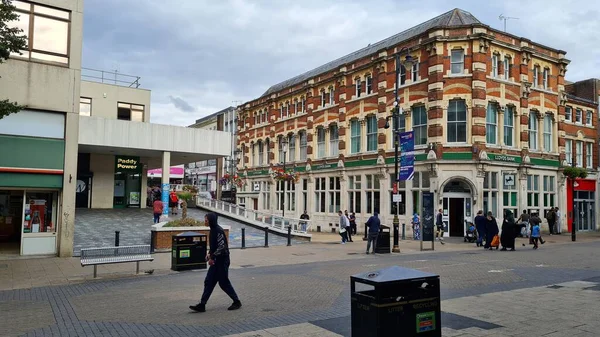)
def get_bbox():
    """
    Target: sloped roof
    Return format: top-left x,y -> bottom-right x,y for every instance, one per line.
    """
261,8 -> 481,97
